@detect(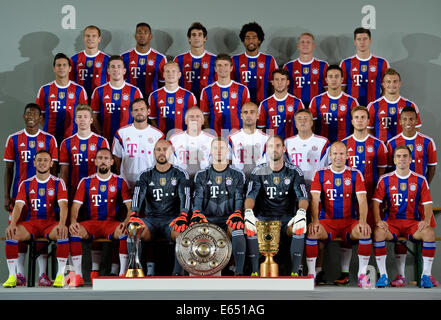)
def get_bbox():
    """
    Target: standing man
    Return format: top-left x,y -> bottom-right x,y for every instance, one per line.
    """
244,135 -> 309,276
68,148 -> 132,286
283,33 -> 328,107
373,145 -> 436,288
340,27 -> 390,107
131,139 -> 192,276
174,22 -> 217,102
121,22 -> 167,99
91,55 -> 143,144
309,65 -> 359,143
70,25 -> 110,100
169,106 -> 215,179
191,137 -> 247,275
148,61 -> 197,135
200,54 -> 250,136
257,68 -> 305,139
112,98 -> 164,191
232,22 -> 278,105
367,68 -> 422,143
305,142 -> 372,288
36,53 -> 88,145
3,150 -> 69,288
